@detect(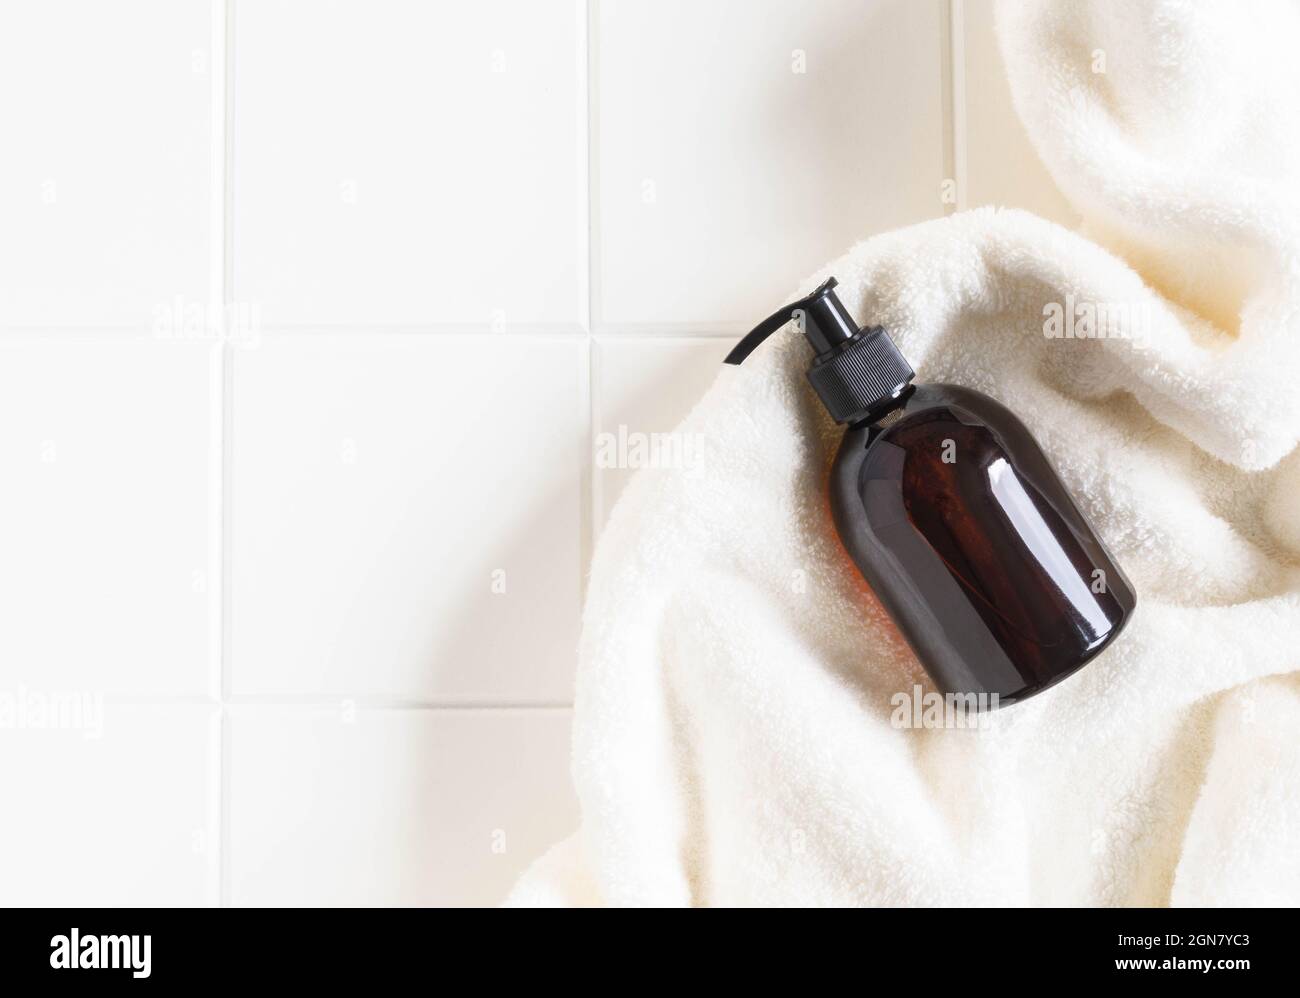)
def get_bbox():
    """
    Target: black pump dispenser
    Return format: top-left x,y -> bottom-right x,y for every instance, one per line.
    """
725,277 -> 914,424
